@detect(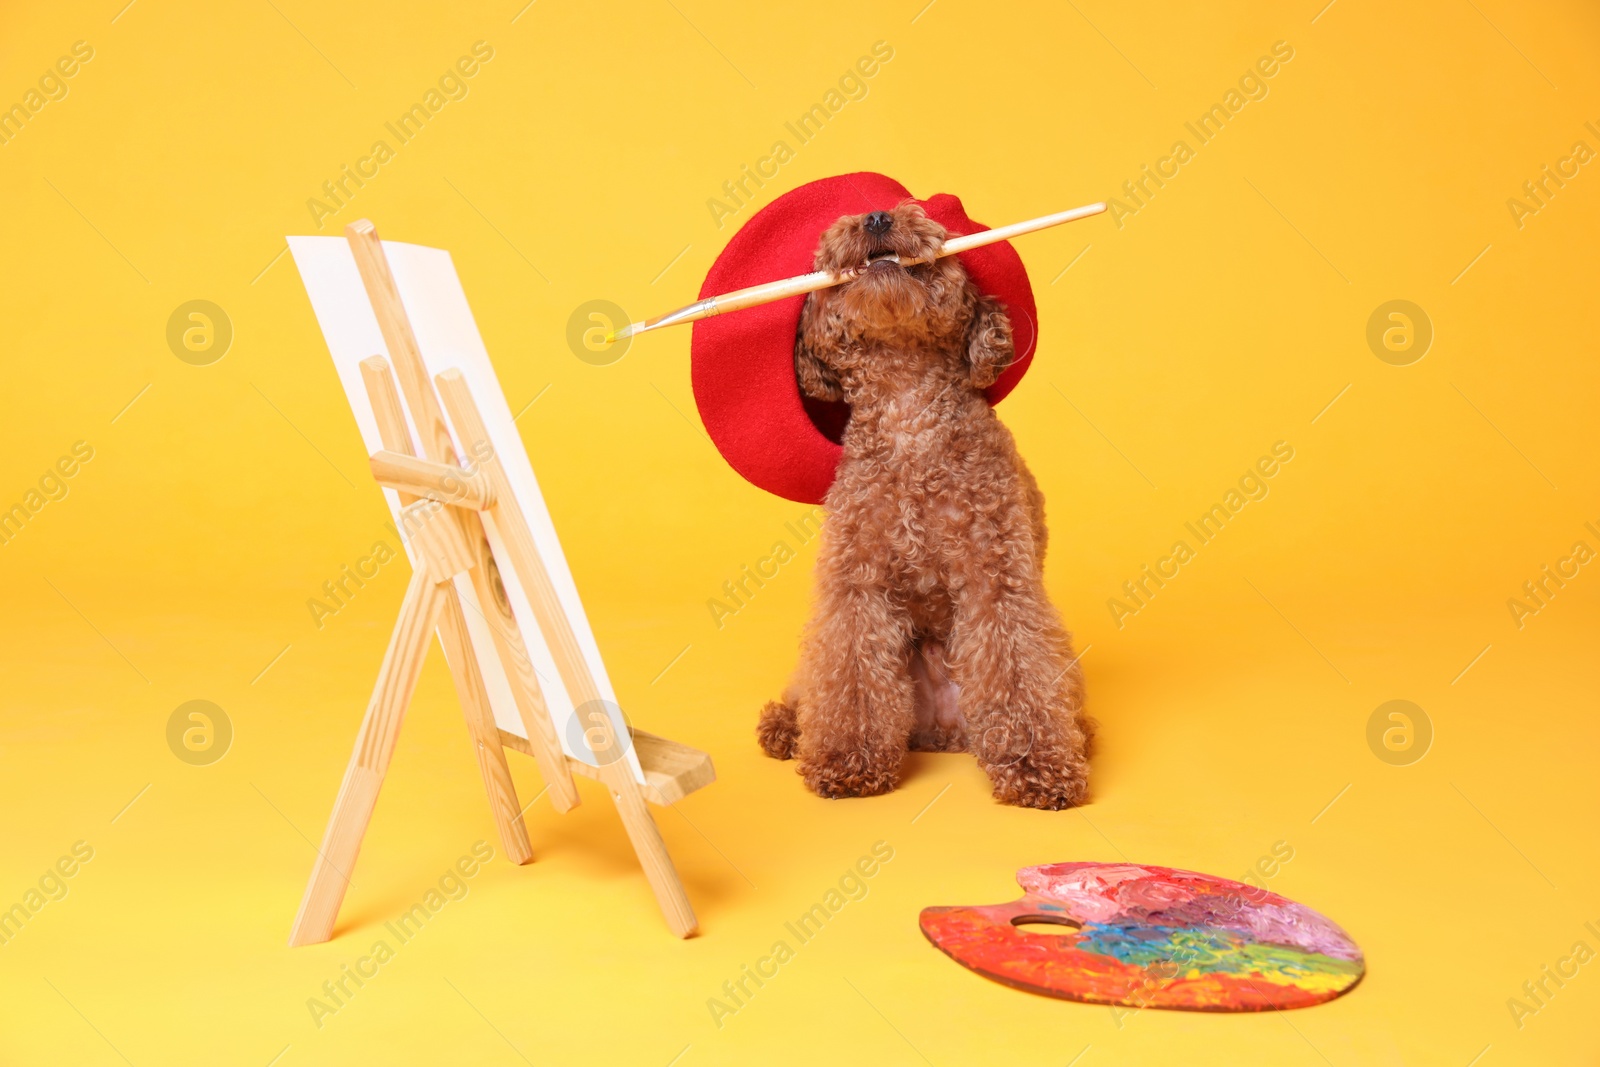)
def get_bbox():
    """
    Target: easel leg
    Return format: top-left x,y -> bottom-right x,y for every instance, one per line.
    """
289,571 -> 448,947
437,590 -> 534,865
463,534 -> 582,814
436,368 -> 701,938
605,768 -> 699,937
